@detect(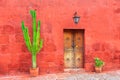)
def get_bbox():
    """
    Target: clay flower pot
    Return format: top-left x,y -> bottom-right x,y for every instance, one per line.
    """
30,67 -> 39,77
95,67 -> 102,73
94,57 -> 104,73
